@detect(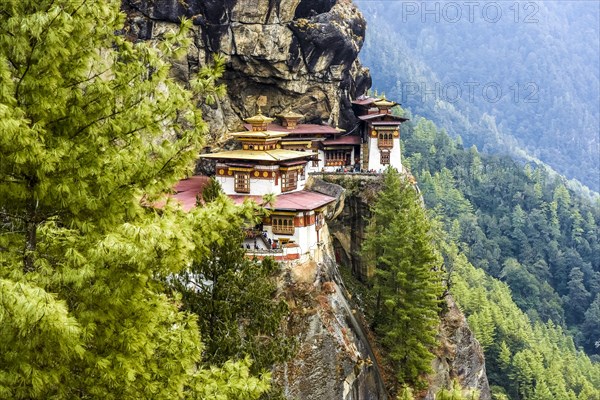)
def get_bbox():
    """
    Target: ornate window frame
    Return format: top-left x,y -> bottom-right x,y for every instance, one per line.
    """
272,216 -> 295,235
234,172 -> 250,193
